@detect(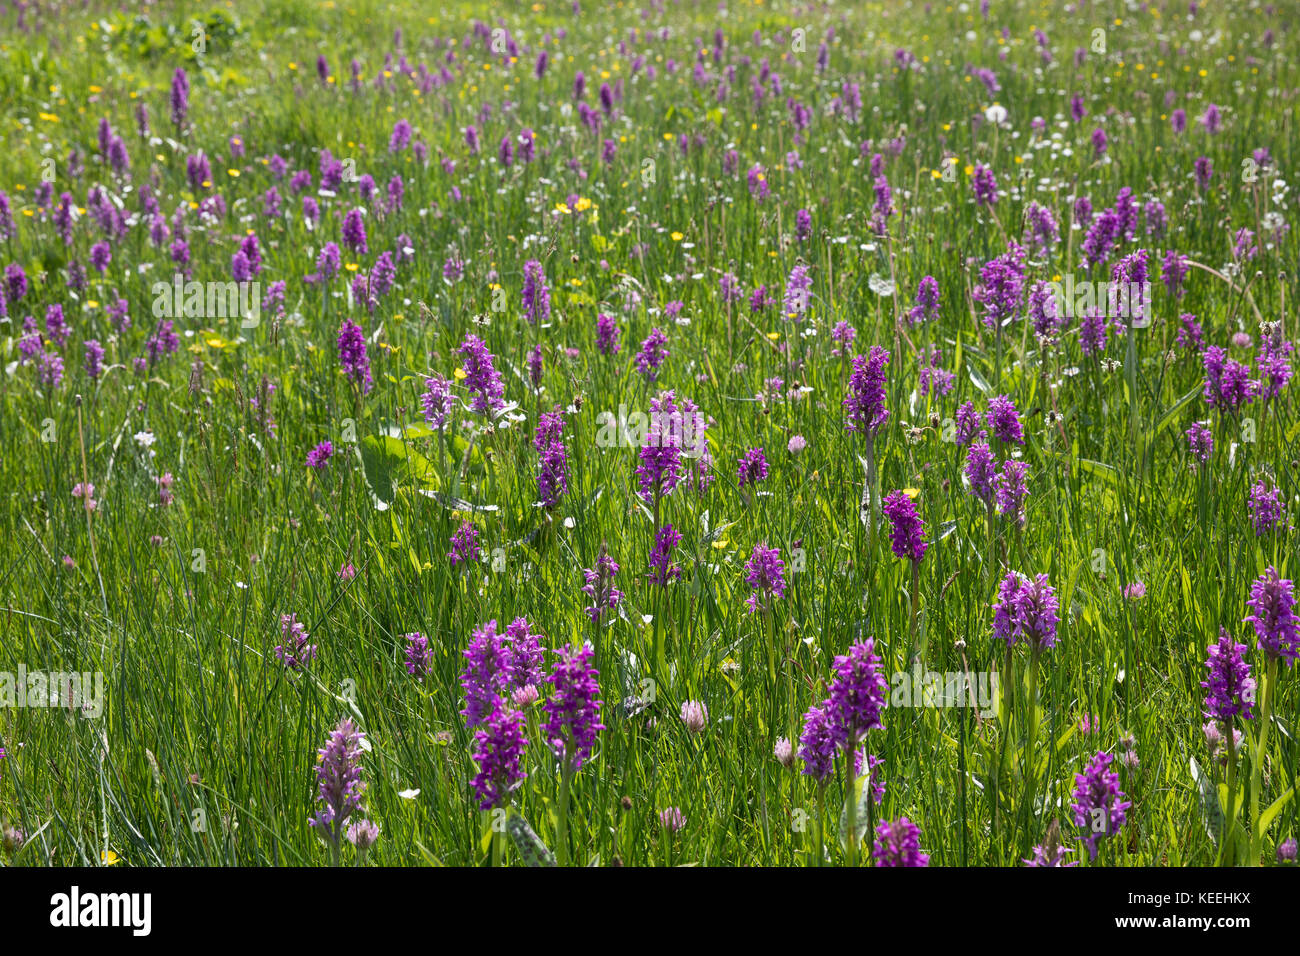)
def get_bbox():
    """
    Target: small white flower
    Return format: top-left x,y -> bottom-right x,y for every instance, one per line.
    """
868,273 -> 896,296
